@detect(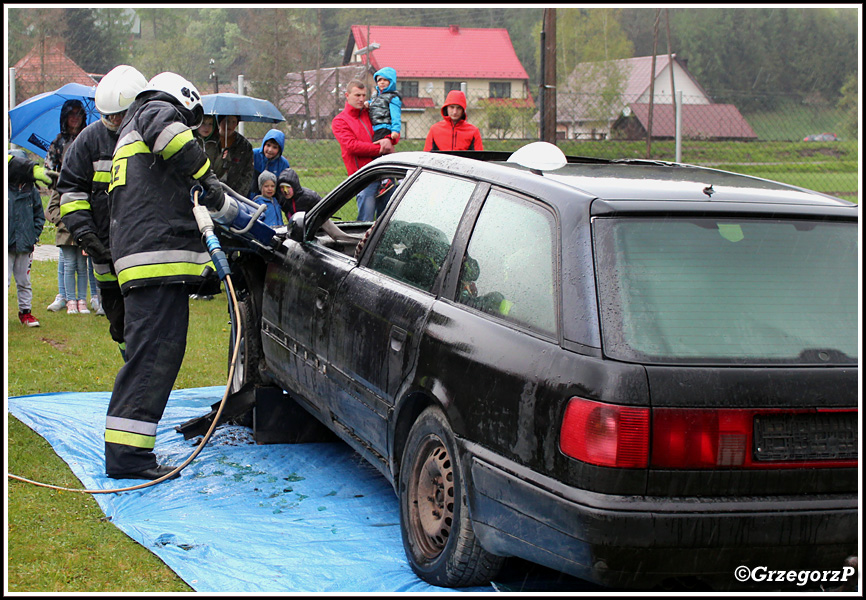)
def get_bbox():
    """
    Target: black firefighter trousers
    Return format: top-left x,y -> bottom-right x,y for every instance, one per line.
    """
105,283 -> 189,476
